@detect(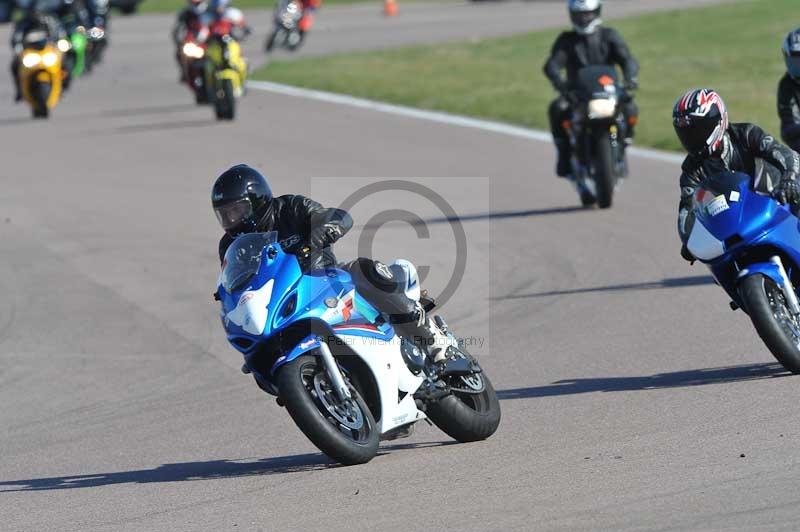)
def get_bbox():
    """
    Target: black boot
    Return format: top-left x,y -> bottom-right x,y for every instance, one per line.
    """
555,140 -> 572,178
393,305 -> 452,362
